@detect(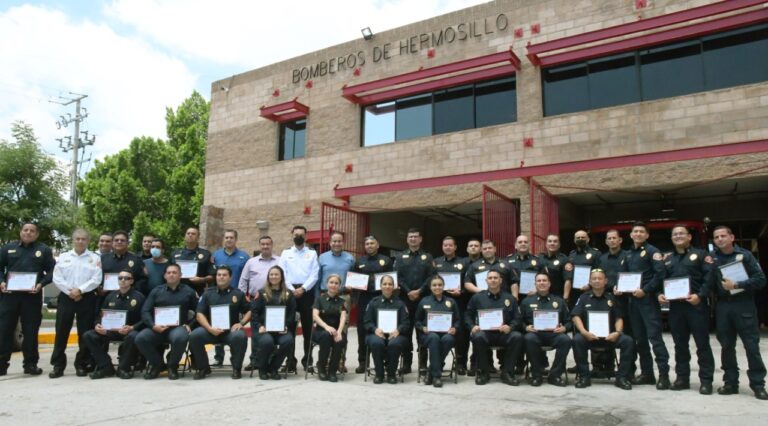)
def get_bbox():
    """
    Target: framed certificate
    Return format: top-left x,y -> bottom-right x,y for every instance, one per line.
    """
377,309 -> 398,333
533,310 -> 559,331
617,272 -> 642,293
265,305 -> 286,332
664,277 -> 690,300
519,271 -> 536,294
103,273 -> 119,291
6,272 -> 37,292
588,311 -> 610,338
344,271 -> 369,291
374,273 -> 398,290
427,312 -> 452,333
101,309 -> 127,330
210,304 -> 230,329
441,273 -> 461,291
475,271 -> 489,291
719,261 -> 749,295
478,308 -> 503,330
573,265 -> 591,287
177,260 -> 198,279
154,306 -> 180,327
